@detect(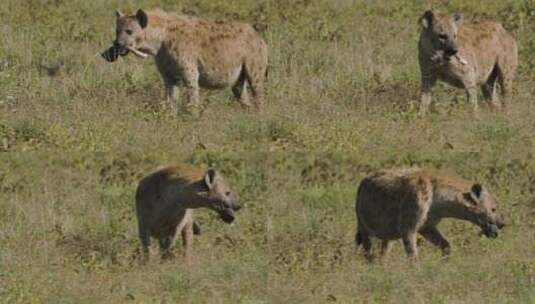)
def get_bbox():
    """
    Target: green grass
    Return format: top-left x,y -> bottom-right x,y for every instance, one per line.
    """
1,0 -> 535,303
